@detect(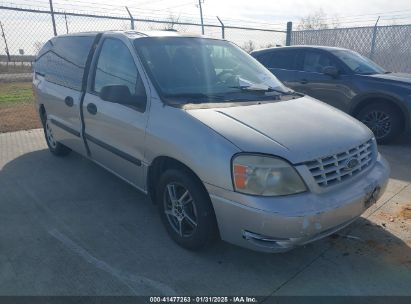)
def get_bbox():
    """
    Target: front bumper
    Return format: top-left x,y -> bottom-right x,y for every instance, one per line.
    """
206,154 -> 390,253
